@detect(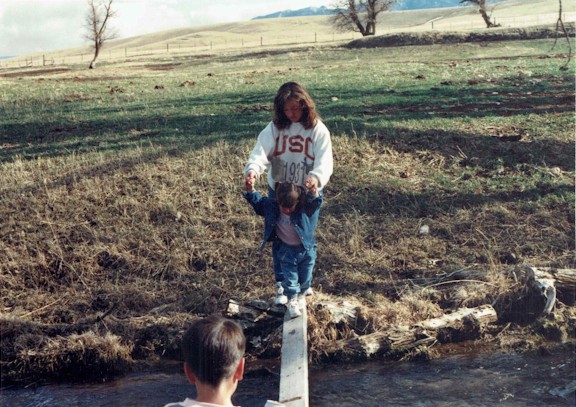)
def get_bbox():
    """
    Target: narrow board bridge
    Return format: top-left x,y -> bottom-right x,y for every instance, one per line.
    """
277,302 -> 309,407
